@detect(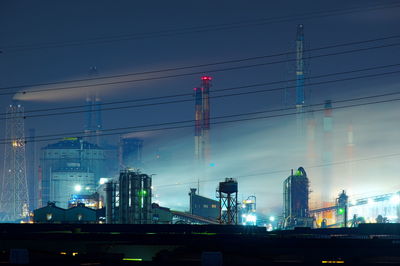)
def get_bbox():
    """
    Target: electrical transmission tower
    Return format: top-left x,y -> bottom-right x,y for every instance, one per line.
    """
0,104 -> 29,222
